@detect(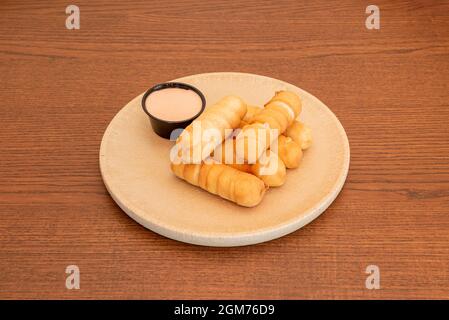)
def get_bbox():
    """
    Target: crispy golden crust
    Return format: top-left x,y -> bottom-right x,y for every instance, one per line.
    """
212,138 -> 253,173
177,96 -> 247,161
242,105 -> 263,122
171,162 -> 266,207
263,104 -> 291,130
285,121 -> 313,150
277,135 -> 303,169
251,150 -> 286,187
236,91 -> 301,162
252,108 -> 289,132
265,90 -> 302,117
